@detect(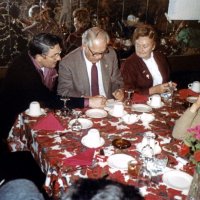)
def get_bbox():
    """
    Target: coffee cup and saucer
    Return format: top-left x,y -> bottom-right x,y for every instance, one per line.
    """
25,101 -> 45,117
147,94 -> 164,108
108,102 -> 127,117
81,129 -> 105,148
